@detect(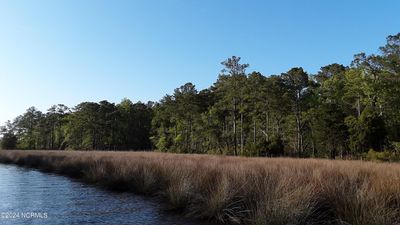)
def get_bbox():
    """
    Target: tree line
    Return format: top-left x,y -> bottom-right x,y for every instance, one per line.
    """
1,33 -> 400,158
0,100 -> 153,150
